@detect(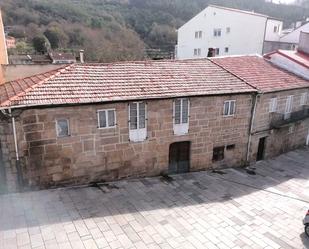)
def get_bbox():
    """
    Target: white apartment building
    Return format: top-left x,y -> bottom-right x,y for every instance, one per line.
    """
176,5 -> 282,59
